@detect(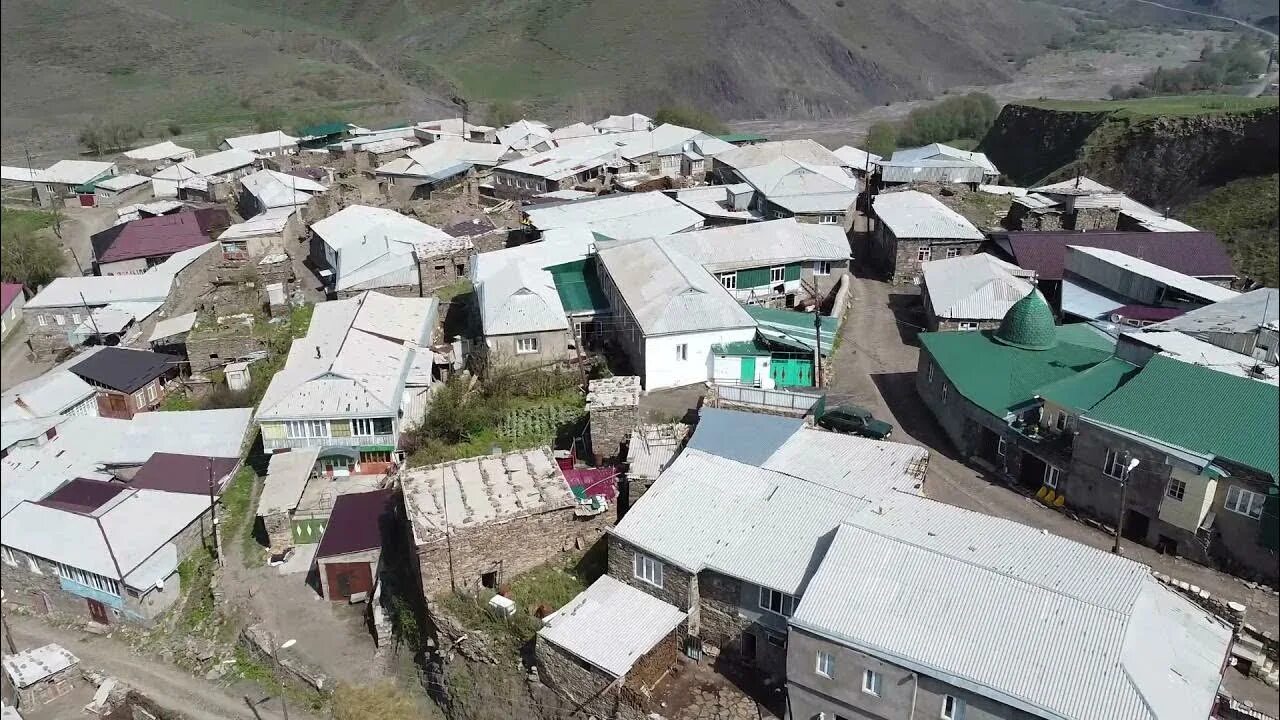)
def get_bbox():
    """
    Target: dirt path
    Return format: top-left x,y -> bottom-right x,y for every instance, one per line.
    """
825,264 -> 1280,648
1131,0 -> 1277,39
6,615 -> 313,720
